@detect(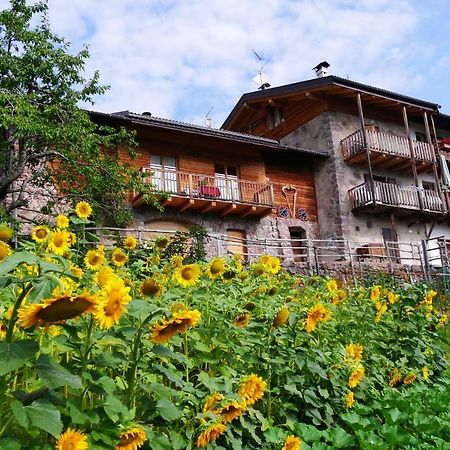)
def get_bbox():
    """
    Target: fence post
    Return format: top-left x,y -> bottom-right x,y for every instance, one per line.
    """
421,239 -> 430,281
347,240 -> 356,284
313,245 -> 320,275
